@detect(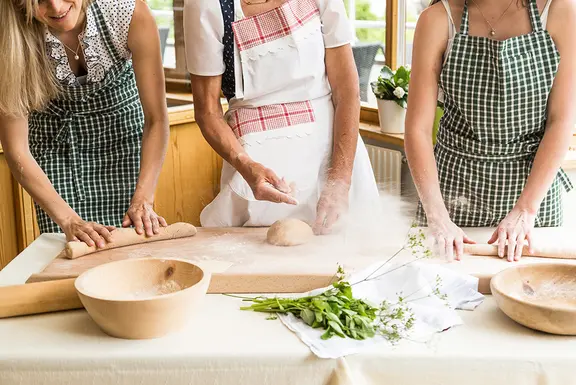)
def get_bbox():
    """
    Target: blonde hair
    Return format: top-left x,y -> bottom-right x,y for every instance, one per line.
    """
0,1 -> 61,117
